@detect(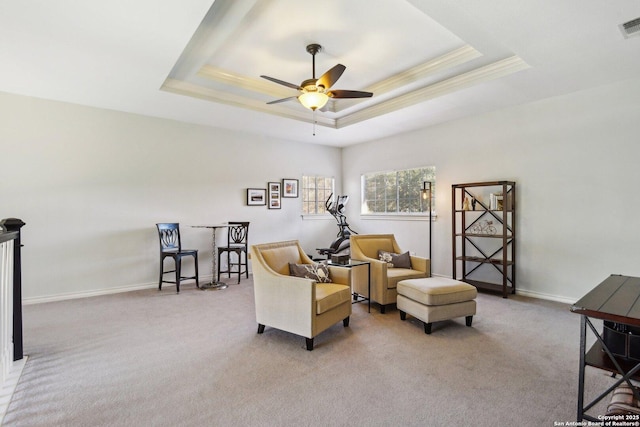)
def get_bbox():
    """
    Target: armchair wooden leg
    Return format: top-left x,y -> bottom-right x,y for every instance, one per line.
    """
380,304 -> 386,314
306,337 -> 314,351
424,322 -> 432,334
466,315 -> 473,327
257,324 -> 265,334
343,316 -> 350,327
399,310 -> 406,320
